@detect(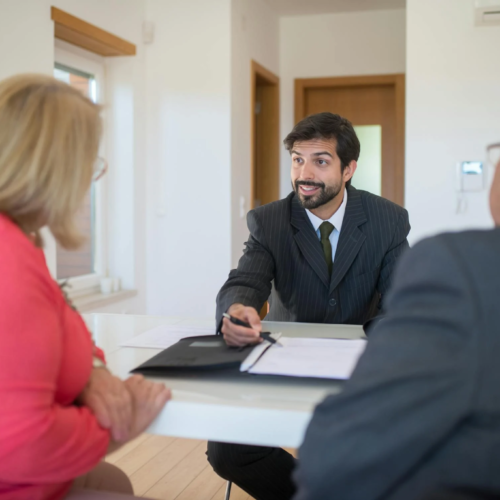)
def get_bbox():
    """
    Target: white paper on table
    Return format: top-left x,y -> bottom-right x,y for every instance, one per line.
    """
120,324 -> 215,349
248,337 -> 367,380
240,332 -> 282,372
